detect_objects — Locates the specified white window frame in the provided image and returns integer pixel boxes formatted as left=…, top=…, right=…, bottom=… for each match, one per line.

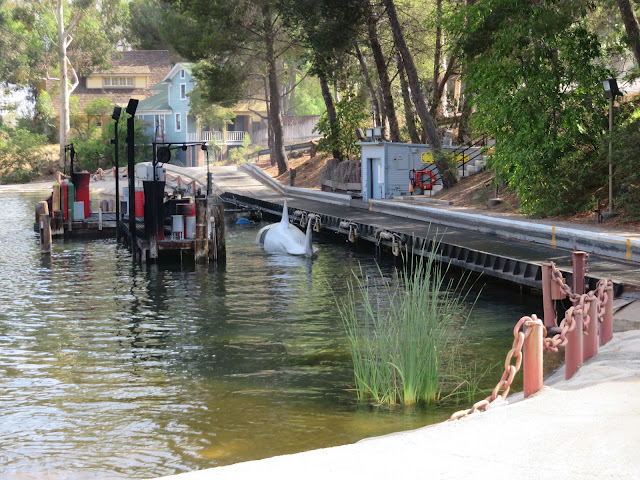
left=175, top=113, right=182, bottom=132
left=180, top=83, right=187, bottom=100
left=180, top=69, right=185, bottom=79
left=103, top=76, right=134, bottom=88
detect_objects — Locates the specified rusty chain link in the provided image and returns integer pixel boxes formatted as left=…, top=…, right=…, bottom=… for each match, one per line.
left=450, top=262, right=614, bottom=421
left=449, top=315, right=539, bottom=421
left=545, top=262, right=613, bottom=352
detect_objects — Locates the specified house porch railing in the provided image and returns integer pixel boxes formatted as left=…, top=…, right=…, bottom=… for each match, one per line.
left=187, top=130, right=247, bottom=145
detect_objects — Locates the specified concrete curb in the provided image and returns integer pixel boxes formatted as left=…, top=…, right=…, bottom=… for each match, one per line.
left=367, top=199, right=640, bottom=263
left=240, top=163, right=351, bottom=206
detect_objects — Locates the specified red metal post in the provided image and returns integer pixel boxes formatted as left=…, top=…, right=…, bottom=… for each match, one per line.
left=524, top=318, right=544, bottom=397
left=565, top=310, right=583, bottom=380
left=600, top=283, right=614, bottom=346
left=583, top=297, right=598, bottom=362
left=572, top=251, right=588, bottom=295
left=541, top=264, right=557, bottom=328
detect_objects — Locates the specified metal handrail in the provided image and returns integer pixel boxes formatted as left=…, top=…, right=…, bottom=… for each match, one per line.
left=452, top=134, right=488, bottom=177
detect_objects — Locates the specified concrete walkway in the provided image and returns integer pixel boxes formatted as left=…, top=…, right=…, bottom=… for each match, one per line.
left=150, top=330, right=640, bottom=480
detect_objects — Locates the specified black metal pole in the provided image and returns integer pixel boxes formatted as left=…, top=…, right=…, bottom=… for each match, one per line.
left=125, top=99, right=139, bottom=256
left=127, top=115, right=136, bottom=254
left=114, top=119, right=120, bottom=241
left=206, top=148, right=212, bottom=196
left=152, top=142, right=157, bottom=182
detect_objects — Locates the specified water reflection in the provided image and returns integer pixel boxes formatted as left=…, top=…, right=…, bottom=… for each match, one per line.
left=0, top=189, right=544, bottom=479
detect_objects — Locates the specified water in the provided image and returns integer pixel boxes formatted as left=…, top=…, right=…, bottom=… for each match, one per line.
left=0, top=187, right=545, bottom=479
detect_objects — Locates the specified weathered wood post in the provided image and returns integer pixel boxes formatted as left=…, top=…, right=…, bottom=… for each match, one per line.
left=51, top=210, right=64, bottom=236
left=37, top=201, right=52, bottom=255
left=208, top=196, right=226, bottom=262
left=194, top=197, right=208, bottom=263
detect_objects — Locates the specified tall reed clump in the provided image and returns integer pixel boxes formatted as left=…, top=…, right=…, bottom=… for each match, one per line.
left=337, top=246, right=474, bottom=406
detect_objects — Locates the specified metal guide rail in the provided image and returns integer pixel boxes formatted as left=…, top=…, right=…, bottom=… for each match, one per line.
left=221, top=192, right=623, bottom=295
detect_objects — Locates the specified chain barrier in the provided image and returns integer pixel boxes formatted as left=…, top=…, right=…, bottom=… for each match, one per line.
left=450, top=315, right=538, bottom=421
left=545, top=262, right=612, bottom=352
left=450, top=261, right=613, bottom=421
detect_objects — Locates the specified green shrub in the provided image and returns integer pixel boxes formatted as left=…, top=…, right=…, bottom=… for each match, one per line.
left=314, top=95, right=368, bottom=161
left=606, top=99, right=640, bottom=220
left=71, top=113, right=151, bottom=172
left=0, top=127, right=48, bottom=184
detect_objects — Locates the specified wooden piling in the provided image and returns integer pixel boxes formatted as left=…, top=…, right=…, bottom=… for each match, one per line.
left=195, top=197, right=208, bottom=263
left=51, top=210, right=64, bottom=236
left=208, top=197, right=226, bottom=262
left=36, top=201, right=52, bottom=255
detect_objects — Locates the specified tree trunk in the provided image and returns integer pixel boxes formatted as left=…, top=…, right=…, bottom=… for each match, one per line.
left=263, top=6, right=288, bottom=175
left=57, top=0, right=69, bottom=168
left=456, top=90, right=473, bottom=145
left=367, top=7, right=401, bottom=142
left=617, top=0, right=640, bottom=68
left=319, top=72, right=343, bottom=161
left=264, top=75, right=275, bottom=166
left=431, top=0, right=444, bottom=119
left=355, top=42, right=381, bottom=127
left=430, top=55, right=458, bottom=118
left=383, top=0, right=456, bottom=187
left=397, top=52, right=420, bottom=144
left=287, top=58, right=297, bottom=115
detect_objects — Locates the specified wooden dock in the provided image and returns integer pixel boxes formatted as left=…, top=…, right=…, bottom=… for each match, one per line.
left=36, top=191, right=226, bottom=264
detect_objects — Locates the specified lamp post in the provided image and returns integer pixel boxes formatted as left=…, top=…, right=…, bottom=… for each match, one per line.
left=111, top=106, right=122, bottom=241
left=125, top=99, right=138, bottom=254
left=602, top=78, right=622, bottom=215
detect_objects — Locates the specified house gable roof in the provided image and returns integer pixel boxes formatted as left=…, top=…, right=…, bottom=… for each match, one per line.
left=46, top=50, right=173, bottom=114
left=162, top=62, right=194, bottom=83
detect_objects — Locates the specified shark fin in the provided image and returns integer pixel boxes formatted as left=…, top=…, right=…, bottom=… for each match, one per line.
left=280, top=199, right=289, bottom=225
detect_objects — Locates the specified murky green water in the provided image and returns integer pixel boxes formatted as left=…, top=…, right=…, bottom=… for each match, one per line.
left=0, top=187, right=546, bottom=479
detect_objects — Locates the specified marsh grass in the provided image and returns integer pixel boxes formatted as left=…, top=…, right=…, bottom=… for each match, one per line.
left=337, top=246, right=478, bottom=406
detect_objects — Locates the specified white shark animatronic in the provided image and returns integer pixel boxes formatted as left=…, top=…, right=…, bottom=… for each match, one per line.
left=256, top=200, right=317, bottom=257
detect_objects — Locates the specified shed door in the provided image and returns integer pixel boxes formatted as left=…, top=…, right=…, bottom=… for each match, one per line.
left=370, top=158, right=383, bottom=199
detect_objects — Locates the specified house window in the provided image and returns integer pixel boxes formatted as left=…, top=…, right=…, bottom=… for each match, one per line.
left=180, top=69, right=185, bottom=79
left=103, top=76, right=134, bottom=88
left=175, top=113, right=182, bottom=132
left=180, top=83, right=186, bottom=100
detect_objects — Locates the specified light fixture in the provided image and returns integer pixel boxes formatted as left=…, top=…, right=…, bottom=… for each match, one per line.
left=111, top=106, right=122, bottom=120
left=373, top=126, right=382, bottom=138
left=126, top=98, right=138, bottom=116
left=365, top=128, right=373, bottom=140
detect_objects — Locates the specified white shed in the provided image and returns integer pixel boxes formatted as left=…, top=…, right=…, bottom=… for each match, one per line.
left=359, top=142, right=442, bottom=202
